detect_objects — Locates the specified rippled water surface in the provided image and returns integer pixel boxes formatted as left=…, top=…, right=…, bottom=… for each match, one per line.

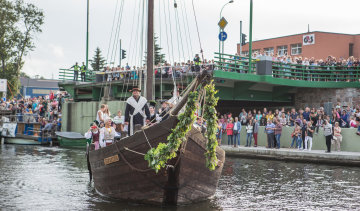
left=1, top=144, right=359, bottom=210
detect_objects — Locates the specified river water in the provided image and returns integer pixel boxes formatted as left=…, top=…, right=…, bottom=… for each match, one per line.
left=1, top=144, right=359, bottom=211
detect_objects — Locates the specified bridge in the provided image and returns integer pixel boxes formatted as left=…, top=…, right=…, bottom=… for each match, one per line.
left=58, top=53, right=360, bottom=111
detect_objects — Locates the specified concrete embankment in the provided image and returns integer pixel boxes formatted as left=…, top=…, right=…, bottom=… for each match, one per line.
left=222, top=145, right=360, bottom=166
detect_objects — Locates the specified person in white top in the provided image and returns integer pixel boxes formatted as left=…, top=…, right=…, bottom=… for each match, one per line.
left=245, top=119, right=253, bottom=147
left=96, top=104, right=106, bottom=125
left=99, top=118, right=115, bottom=148
left=103, top=105, right=111, bottom=121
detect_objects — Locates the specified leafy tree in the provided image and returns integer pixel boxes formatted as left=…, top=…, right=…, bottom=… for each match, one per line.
left=144, top=36, right=166, bottom=65
left=20, top=71, right=30, bottom=78
left=90, top=47, right=106, bottom=71
left=0, top=0, right=44, bottom=97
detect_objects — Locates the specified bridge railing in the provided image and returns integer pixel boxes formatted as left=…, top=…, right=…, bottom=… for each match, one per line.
left=59, top=69, right=95, bottom=82
left=214, top=52, right=257, bottom=73
left=272, top=62, right=360, bottom=82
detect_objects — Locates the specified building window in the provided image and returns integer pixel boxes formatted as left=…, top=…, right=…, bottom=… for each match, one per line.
left=291, top=43, right=302, bottom=55
left=277, top=45, right=288, bottom=56
left=349, top=43, right=354, bottom=57
left=264, top=47, right=274, bottom=56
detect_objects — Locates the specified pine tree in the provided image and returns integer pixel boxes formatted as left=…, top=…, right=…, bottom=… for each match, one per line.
left=144, top=36, right=166, bottom=65
left=90, top=47, right=106, bottom=71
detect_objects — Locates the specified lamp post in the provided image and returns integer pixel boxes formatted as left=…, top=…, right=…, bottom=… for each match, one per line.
left=219, top=0, right=234, bottom=65
left=248, top=0, right=253, bottom=73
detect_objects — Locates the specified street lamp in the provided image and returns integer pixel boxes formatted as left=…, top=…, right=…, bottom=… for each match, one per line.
left=219, top=0, right=234, bottom=65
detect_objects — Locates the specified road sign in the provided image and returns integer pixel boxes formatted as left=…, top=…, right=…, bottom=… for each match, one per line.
left=218, top=31, right=228, bottom=41
left=218, top=17, right=228, bottom=30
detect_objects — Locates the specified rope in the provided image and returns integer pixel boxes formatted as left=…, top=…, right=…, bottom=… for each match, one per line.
left=163, top=0, right=172, bottom=63
left=142, top=128, right=152, bottom=149
left=166, top=1, right=175, bottom=63
left=191, top=0, right=204, bottom=61
left=174, top=2, right=185, bottom=61
left=124, top=147, right=145, bottom=156
left=182, top=0, right=194, bottom=58
left=179, top=0, right=192, bottom=60
left=106, top=0, right=120, bottom=64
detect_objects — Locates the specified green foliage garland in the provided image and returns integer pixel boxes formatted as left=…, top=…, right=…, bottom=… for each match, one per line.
left=203, top=81, right=219, bottom=171
left=144, top=91, right=198, bottom=173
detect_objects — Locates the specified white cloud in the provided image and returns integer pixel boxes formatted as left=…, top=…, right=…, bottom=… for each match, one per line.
left=49, top=44, right=64, bottom=58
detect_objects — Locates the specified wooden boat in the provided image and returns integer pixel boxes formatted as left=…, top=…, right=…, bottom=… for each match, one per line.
left=2, top=122, right=52, bottom=145
left=56, top=132, right=88, bottom=148
left=88, top=72, right=225, bottom=205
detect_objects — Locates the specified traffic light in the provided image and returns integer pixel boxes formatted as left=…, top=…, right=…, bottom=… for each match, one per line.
left=121, top=49, right=126, bottom=59
left=241, top=33, right=247, bottom=46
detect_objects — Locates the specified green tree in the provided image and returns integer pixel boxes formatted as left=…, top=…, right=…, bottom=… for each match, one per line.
left=20, top=71, right=30, bottom=78
left=90, top=47, right=106, bottom=71
left=0, top=0, right=44, bottom=97
left=144, top=36, right=166, bottom=65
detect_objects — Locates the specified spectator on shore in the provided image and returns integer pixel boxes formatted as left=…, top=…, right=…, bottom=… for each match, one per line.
left=245, top=119, right=253, bottom=147
left=265, top=120, right=275, bottom=148
left=233, top=117, right=241, bottom=147
left=226, top=119, right=234, bottom=146
left=324, top=120, right=333, bottom=153
left=333, top=122, right=342, bottom=152
left=253, top=119, right=259, bottom=147
left=274, top=119, right=282, bottom=149
left=305, top=121, right=315, bottom=151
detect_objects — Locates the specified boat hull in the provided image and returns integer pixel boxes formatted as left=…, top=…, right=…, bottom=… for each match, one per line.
left=58, top=137, right=88, bottom=148
left=89, top=116, right=225, bottom=205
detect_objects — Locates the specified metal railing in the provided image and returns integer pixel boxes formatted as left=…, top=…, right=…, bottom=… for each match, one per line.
left=272, top=62, right=360, bottom=82
left=214, top=52, right=257, bottom=73
left=59, top=69, right=95, bottom=82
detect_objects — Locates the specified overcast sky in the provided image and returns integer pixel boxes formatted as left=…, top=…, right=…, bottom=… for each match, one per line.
left=22, top=0, right=360, bottom=79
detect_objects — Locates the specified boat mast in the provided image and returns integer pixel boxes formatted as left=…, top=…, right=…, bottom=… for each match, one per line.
left=86, top=0, right=89, bottom=74
left=146, top=0, right=154, bottom=100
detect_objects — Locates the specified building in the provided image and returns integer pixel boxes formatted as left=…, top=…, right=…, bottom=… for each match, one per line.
left=19, top=77, right=60, bottom=98
left=239, top=31, right=360, bottom=60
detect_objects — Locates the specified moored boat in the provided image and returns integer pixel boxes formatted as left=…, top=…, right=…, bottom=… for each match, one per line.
left=56, top=132, right=88, bottom=148
left=2, top=122, right=52, bottom=145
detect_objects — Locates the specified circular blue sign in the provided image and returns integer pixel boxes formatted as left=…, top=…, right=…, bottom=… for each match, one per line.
left=219, top=31, right=228, bottom=41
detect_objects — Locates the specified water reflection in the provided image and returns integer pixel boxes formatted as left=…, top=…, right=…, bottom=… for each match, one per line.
left=0, top=145, right=359, bottom=210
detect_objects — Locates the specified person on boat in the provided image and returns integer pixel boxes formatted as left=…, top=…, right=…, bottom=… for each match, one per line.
left=99, top=118, right=115, bottom=147
left=96, top=104, right=106, bottom=126
left=85, top=123, right=100, bottom=150
left=124, top=87, right=150, bottom=136
left=158, top=100, right=170, bottom=122
left=168, top=88, right=181, bottom=108
left=113, top=110, right=124, bottom=140
left=148, top=101, right=160, bottom=125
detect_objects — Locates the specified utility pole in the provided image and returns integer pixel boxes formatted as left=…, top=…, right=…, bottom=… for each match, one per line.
left=146, top=0, right=154, bottom=100
left=86, top=0, right=89, bottom=71
left=240, top=21, right=242, bottom=56
left=248, top=0, right=253, bottom=73
left=119, top=39, right=122, bottom=68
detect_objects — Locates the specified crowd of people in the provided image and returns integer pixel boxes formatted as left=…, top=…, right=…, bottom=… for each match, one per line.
left=100, top=54, right=216, bottom=82
left=222, top=51, right=360, bottom=82
left=217, top=105, right=360, bottom=153
left=0, top=92, right=66, bottom=134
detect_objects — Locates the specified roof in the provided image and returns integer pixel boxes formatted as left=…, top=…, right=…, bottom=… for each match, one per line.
left=20, top=77, right=61, bottom=89
left=239, top=31, right=360, bottom=46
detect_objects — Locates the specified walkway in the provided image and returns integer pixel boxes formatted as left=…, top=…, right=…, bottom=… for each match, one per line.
left=221, top=145, right=360, bottom=167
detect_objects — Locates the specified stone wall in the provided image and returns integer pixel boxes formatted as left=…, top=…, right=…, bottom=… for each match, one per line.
left=295, top=88, right=360, bottom=109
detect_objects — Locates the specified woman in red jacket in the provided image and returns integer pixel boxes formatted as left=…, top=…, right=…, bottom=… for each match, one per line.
left=226, top=119, right=234, bottom=146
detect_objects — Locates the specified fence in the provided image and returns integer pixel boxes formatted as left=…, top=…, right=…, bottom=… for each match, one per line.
left=59, top=69, right=95, bottom=82
left=272, top=62, right=360, bottom=82
left=214, top=52, right=257, bottom=73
